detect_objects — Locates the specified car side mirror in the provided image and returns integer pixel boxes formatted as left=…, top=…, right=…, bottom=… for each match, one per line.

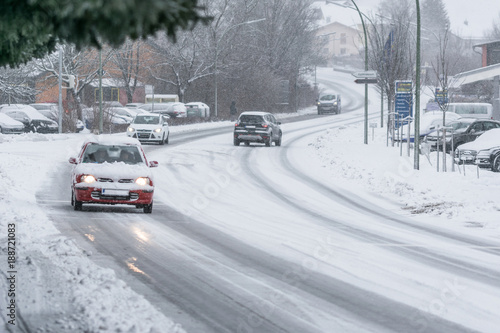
left=149, top=161, right=159, bottom=168
left=68, top=157, right=78, bottom=164
left=470, top=129, right=476, bottom=133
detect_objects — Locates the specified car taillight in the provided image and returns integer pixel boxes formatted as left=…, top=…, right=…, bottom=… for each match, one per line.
left=261, top=124, right=268, bottom=128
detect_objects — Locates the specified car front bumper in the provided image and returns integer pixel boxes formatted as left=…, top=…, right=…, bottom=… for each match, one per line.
left=74, top=186, right=154, bottom=205
left=128, top=130, right=164, bottom=142
left=317, top=104, right=339, bottom=113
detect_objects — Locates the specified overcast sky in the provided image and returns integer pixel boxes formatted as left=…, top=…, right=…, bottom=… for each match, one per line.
left=325, top=0, right=499, bottom=38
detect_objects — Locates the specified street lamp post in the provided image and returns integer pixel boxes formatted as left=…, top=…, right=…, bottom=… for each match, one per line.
left=326, top=0, right=369, bottom=144
left=214, top=18, right=266, bottom=118
left=414, top=0, right=421, bottom=170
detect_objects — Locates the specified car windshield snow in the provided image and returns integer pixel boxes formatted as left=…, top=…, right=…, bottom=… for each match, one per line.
left=82, top=144, right=143, bottom=164
left=133, top=115, right=161, bottom=125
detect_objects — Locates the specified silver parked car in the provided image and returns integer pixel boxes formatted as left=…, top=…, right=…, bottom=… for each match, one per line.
left=0, top=113, right=25, bottom=134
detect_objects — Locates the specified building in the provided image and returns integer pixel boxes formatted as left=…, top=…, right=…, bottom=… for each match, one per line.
left=315, top=22, right=363, bottom=67
left=454, top=40, right=500, bottom=120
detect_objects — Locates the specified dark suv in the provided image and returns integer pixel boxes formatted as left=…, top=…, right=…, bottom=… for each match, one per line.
left=317, top=93, right=341, bottom=115
left=234, top=111, right=282, bottom=146
left=424, top=118, right=500, bottom=152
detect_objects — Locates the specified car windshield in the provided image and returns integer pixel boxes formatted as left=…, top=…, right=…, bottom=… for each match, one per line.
left=450, top=121, right=474, bottom=131
left=82, top=144, right=143, bottom=164
left=239, top=115, right=264, bottom=124
left=319, top=94, right=336, bottom=101
left=133, top=115, right=160, bottom=125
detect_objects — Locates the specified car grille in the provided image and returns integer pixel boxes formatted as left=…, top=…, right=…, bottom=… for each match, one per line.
left=91, top=191, right=139, bottom=201
left=97, top=178, right=113, bottom=182
left=97, top=178, right=134, bottom=183
left=134, top=129, right=154, bottom=139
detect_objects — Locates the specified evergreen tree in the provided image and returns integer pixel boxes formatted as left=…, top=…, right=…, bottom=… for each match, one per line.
left=0, top=0, right=209, bottom=67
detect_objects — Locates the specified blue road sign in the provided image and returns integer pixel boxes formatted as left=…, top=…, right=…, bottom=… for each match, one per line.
left=395, top=80, right=413, bottom=125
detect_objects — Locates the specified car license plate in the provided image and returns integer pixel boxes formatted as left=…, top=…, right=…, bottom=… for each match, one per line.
left=102, top=189, right=129, bottom=196
left=245, top=125, right=256, bottom=129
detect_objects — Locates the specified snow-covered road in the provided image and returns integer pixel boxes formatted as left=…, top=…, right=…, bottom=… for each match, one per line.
left=1, top=68, right=499, bottom=332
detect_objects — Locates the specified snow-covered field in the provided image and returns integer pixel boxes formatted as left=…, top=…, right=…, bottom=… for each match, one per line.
left=1, top=103, right=499, bottom=331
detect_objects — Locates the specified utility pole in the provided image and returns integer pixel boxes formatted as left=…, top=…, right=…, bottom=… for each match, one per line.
left=414, top=0, right=421, bottom=170
left=99, top=49, right=103, bottom=134
left=58, top=45, right=63, bottom=134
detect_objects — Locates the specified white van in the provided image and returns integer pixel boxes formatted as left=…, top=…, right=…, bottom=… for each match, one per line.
left=446, top=103, right=493, bottom=120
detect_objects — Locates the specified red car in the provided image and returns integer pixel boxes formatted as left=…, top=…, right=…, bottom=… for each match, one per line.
left=69, top=136, right=158, bottom=213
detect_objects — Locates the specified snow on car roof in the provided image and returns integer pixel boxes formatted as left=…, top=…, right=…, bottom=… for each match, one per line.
left=239, top=111, right=269, bottom=116
left=1, top=104, right=52, bottom=121
left=457, top=128, right=500, bottom=151
left=83, top=135, right=142, bottom=147
left=0, top=113, right=24, bottom=126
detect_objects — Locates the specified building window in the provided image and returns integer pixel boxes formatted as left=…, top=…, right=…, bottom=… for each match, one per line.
left=95, top=87, right=119, bottom=103
left=340, top=48, right=346, bottom=55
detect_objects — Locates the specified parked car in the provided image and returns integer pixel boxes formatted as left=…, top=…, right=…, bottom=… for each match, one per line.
left=185, top=102, right=210, bottom=117
left=317, top=93, right=341, bottom=115
left=397, top=111, right=462, bottom=143
left=139, top=103, right=173, bottom=116
left=233, top=111, right=282, bottom=146
left=0, top=113, right=25, bottom=134
left=0, top=104, right=58, bottom=133
left=31, top=103, right=84, bottom=132
left=166, top=102, right=187, bottom=118
left=83, top=107, right=132, bottom=127
left=109, top=107, right=138, bottom=122
left=68, top=136, right=159, bottom=213
left=125, top=103, right=144, bottom=109
left=425, top=118, right=500, bottom=152
left=127, top=114, right=170, bottom=145
left=30, top=103, right=59, bottom=117
left=455, top=128, right=500, bottom=170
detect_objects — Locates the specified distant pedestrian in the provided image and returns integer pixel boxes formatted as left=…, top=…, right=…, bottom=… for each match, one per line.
left=230, top=101, right=237, bottom=121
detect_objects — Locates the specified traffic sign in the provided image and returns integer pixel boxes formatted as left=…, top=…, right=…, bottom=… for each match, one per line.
left=354, top=78, right=378, bottom=84
left=352, top=70, right=377, bottom=78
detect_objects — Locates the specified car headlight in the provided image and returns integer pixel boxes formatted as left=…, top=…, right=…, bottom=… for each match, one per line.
left=135, top=177, right=151, bottom=186
left=154, top=128, right=162, bottom=133
left=127, top=127, right=135, bottom=132
left=80, top=174, right=96, bottom=183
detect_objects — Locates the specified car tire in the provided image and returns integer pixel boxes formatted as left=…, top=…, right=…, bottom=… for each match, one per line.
left=159, top=134, right=165, bottom=145
left=275, top=132, right=282, bottom=146
left=144, top=202, right=153, bottom=214
left=492, top=154, right=500, bottom=172
left=234, top=138, right=240, bottom=146
left=265, top=135, right=272, bottom=147
left=72, top=190, right=83, bottom=211
left=245, top=142, right=250, bottom=146
left=165, top=134, right=169, bottom=144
